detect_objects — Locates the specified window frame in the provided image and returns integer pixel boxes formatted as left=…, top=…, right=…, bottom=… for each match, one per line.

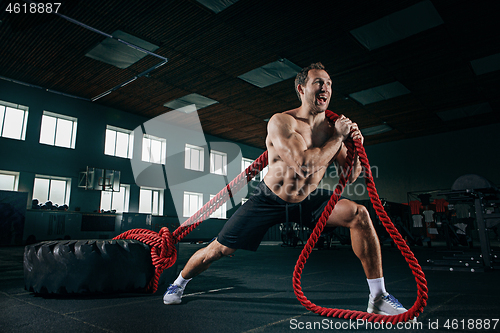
left=100, top=184, right=130, bottom=213
left=104, top=125, right=134, bottom=159
left=0, top=100, right=29, bottom=141
left=0, top=170, right=20, bottom=191
left=241, top=158, right=254, bottom=173
left=39, top=110, right=78, bottom=149
left=185, top=144, right=205, bottom=172
left=209, top=194, right=227, bottom=219
left=32, top=174, right=72, bottom=206
left=141, top=134, right=167, bottom=165
left=139, top=187, right=164, bottom=215
left=183, top=191, right=203, bottom=218
left=210, top=150, right=227, bottom=175
left=242, top=157, right=267, bottom=181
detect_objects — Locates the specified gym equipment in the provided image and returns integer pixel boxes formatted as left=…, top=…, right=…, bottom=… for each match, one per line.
left=280, top=222, right=303, bottom=248
left=291, top=111, right=426, bottom=324
left=425, top=174, right=500, bottom=272
left=452, top=175, right=500, bottom=268
left=23, top=110, right=427, bottom=323
left=116, top=110, right=427, bottom=323
left=24, top=239, right=177, bottom=294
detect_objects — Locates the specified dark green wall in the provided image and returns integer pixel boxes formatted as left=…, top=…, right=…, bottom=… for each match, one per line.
left=3, top=78, right=498, bottom=211
left=322, top=122, right=500, bottom=203
left=0, top=79, right=264, bottom=218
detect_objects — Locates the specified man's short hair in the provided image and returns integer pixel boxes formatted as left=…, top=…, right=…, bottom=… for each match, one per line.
left=294, top=62, right=327, bottom=101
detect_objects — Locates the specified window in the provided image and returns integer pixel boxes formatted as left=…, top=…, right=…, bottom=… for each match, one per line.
left=0, top=170, right=19, bottom=191
left=242, top=157, right=267, bottom=181
left=0, top=100, right=28, bottom=141
left=260, top=165, right=269, bottom=181
left=142, top=134, right=166, bottom=165
left=185, top=144, right=204, bottom=171
left=104, top=125, right=133, bottom=158
left=209, top=194, right=227, bottom=219
left=183, top=191, right=203, bottom=217
left=33, top=175, right=71, bottom=206
left=139, top=187, right=163, bottom=215
left=210, top=150, right=227, bottom=175
left=242, top=158, right=253, bottom=172
left=100, top=185, right=130, bottom=213
left=241, top=198, right=248, bottom=205
left=39, top=111, right=77, bottom=149
left=242, top=157, right=259, bottom=179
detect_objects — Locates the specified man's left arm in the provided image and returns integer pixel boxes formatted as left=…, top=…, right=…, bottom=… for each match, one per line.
left=334, top=122, right=364, bottom=184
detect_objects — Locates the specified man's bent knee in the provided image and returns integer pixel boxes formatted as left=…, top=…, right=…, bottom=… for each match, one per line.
left=351, top=204, right=372, bottom=230
left=202, top=240, right=235, bottom=264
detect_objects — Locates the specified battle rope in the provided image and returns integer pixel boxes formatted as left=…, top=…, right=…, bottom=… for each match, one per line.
left=114, top=110, right=427, bottom=323
left=292, top=110, right=427, bottom=323
left=114, top=151, right=268, bottom=294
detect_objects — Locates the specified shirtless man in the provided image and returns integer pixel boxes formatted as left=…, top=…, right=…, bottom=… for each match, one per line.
left=164, top=63, right=409, bottom=316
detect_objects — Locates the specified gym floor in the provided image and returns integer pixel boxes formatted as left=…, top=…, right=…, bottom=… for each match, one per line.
left=1, top=241, right=499, bottom=333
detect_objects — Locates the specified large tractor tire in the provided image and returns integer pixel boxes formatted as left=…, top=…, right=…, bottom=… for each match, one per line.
left=24, top=239, right=177, bottom=294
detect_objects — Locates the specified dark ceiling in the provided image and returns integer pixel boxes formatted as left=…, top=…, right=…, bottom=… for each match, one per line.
left=1, top=0, right=499, bottom=150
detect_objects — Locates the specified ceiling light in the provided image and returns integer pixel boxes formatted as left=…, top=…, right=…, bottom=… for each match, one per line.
left=350, top=0, right=444, bottom=50
left=196, top=0, right=240, bottom=13
left=238, top=59, right=302, bottom=88
left=86, top=30, right=159, bottom=69
left=348, top=81, right=410, bottom=105
left=361, top=124, right=393, bottom=136
left=173, top=105, right=198, bottom=114
left=164, top=93, right=218, bottom=111
left=470, top=53, right=500, bottom=75
left=436, top=102, right=492, bottom=121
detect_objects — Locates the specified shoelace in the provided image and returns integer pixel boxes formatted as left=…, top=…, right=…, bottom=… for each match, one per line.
left=382, top=294, right=404, bottom=309
left=166, top=284, right=181, bottom=294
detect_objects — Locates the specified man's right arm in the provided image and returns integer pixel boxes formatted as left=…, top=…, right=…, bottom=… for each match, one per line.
left=267, top=114, right=346, bottom=179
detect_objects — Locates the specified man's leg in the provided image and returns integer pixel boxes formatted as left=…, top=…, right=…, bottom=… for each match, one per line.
left=164, top=239, right=235, bottom=304
left=326, top=199, right=409, bottom=316
left=325, top=199, right=382, bottom=279
left=182, top=239, right=236, bottom=279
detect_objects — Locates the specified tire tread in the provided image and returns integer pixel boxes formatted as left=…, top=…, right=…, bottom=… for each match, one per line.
left=23, top=239, right=169, bottom=294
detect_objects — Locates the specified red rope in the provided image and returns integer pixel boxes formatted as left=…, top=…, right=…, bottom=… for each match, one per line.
left=113, top=151, right=268, bottom=293
left=114, top=227, right=177, bottom=293
left=114, top=110, right=428, bottom=323
left=291, top=110, right=427, bottom=323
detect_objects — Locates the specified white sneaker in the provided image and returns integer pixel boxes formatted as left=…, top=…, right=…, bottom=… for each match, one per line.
left=367, top=292, right=407, bottom=315
left=163, top=284, right=184, bottom=305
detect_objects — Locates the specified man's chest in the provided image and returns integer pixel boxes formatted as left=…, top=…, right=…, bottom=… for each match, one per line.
left=295, top=121, right=334, bottom=148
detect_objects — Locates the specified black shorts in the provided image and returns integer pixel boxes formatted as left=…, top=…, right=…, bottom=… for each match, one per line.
left=217, top=181, right=345, bottom=251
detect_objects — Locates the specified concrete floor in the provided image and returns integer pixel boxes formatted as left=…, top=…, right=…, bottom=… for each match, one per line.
left=1, top=241, right=499, bottom=332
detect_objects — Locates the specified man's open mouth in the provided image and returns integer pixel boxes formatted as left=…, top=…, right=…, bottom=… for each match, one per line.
left=317, top=95, right=328, bottom=104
